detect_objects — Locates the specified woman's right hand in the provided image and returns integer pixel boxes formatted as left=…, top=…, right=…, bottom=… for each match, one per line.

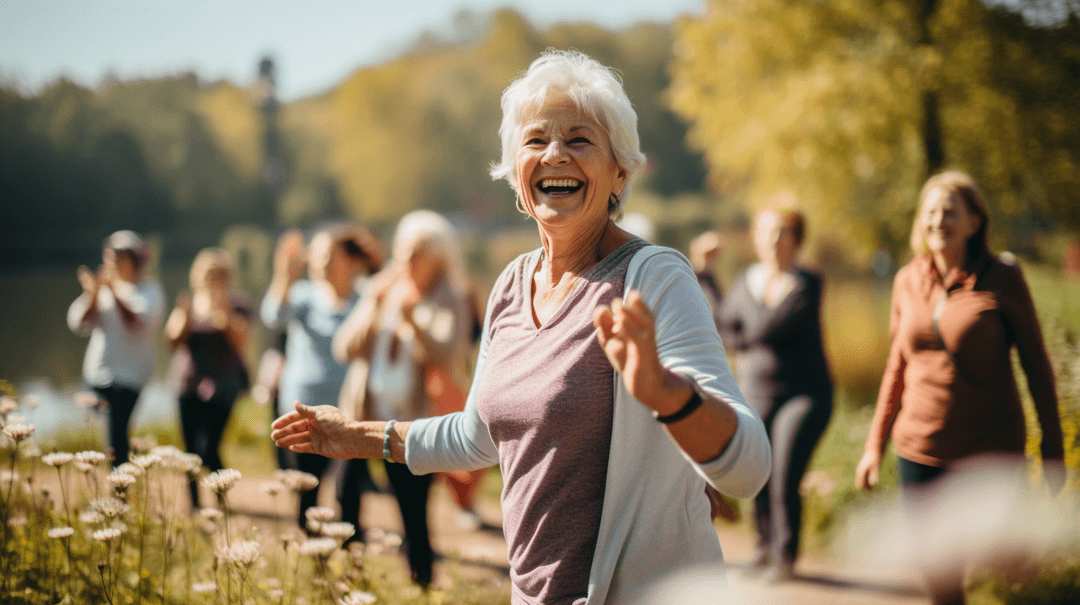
left=855, top=449, right=882, bottom=492
left=271, top=402, right=364, bottom=460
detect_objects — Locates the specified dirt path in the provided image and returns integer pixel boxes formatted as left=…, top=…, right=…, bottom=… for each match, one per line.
left=218, top=475, right=930, bottom=604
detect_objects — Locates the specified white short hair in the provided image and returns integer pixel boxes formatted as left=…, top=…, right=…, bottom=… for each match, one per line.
left=392, top=210, right=468, bottom=293
left=489, top=49, right=647, bottom=215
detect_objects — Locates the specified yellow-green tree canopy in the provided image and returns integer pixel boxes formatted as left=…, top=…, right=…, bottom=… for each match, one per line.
left=669, top=0, right=1080, bottom=262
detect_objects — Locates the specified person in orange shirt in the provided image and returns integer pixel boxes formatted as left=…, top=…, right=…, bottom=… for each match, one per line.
left=855, top=171, right=1064, bottom=605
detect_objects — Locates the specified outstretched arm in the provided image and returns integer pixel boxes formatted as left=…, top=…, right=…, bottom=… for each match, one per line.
left=271, top=402, right=410, bottom=463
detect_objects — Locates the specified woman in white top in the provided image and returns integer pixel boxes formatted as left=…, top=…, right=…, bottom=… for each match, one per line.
left=67, top=230, right=166, bottom=467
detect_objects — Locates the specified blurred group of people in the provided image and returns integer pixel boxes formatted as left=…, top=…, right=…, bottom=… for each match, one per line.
left=67, top=210, right=483, bottom=588
left=689, top=171, right=1063, bottom=605
left=65, top=49, right=1065, bottom=605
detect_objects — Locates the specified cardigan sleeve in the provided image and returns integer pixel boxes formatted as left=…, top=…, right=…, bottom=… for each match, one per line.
left=998, top=261, right=1063, bottom=462
left=865, top=267, right=908, bottom=456
left=629, top=249, right=771, bottom=498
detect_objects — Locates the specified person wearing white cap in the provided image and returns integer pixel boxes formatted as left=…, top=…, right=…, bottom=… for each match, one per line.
left=67, top=230, right=166, bottom=466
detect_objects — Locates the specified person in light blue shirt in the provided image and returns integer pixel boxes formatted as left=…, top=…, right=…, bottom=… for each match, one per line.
left=260, top=224, right=384, bottom=529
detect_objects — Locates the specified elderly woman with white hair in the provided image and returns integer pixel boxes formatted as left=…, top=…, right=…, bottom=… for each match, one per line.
left=274, top=50, right=770, bottom=603
left=332, top=209, right=472, bottom=586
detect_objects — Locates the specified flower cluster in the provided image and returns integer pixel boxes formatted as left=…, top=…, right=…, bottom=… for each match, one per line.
left=216, top=539, right=262, bottom=567
left=3, top=421, right=35, bottom=442
left=298, top=537, right=338, bottom=558
left=201, top=468, right=241, bottom=494
left=273, top=469, right=319, bottom=492
left=47, top=526, right=75, bottom=539
left=42, top=451, right=74, bottom=466
left=93, top=528, right=122, bottom=542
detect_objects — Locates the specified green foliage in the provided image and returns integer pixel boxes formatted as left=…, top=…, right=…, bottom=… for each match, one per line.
left=669, top=0, right=1080, bottom=263
left=1, top=10, right=709, bottom=268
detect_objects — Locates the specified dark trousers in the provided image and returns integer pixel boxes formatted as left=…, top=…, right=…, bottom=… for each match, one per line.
left=296, top=452, right=333, bottom=528
left=339, top=458, right=370, bottom=540
left=386, top=462, right=434, bottom=587
left=898, top=456, right=965, bottom=605
left=752, top=392, right=832, bottom=565
left=179, top=392, right=234, bottom=508
left=93, top=385, right=140, bottom=467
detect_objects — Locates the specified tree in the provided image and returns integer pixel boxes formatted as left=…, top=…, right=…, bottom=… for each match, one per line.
left=669, top=0, right=1080, bottom=263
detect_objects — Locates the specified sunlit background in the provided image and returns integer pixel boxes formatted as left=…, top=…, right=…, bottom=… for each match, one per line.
left=1, top=1, right=1079, bottom=600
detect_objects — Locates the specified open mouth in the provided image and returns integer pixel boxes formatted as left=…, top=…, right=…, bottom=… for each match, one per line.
left=538, top=178, right=584, bottom=195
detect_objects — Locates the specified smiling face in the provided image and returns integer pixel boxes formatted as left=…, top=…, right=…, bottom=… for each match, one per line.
left=919, top=187, right=982, bottom=258
left=514, top=93, right=627, bottom=229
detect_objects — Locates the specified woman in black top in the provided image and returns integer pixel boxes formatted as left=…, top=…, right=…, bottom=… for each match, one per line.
left=166, top=248, right=251, bottom=509
left=718, top=206, right=833, bottom=582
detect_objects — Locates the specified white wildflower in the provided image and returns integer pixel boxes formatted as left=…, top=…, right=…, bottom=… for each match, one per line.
left=130, top=454, right=161, bottom=470
left=75, top=451, right=107, bottom=465
left=89, top=497, right=130, bottom=518
left=150, top=444, right=182, bottom=458
left=181, top=453, right=203, bottom=474
left=321, top=522, right=356, bottom=541
left=108, top=471, right=137, bottom=489
left=269, top=588, right=285, bottom=599
left=93, top=528, right=122, bottom=542
left=79, top=511, right=105, bottom=524
left=199, top=508, right=224, bottom=522
left=298, top=537, right=338, bottom=558
left=0, top=396, right=17, bottom=414
left=48, top=526, right=75, bottom=539
left=201, top=468, right=241, bottom=494
left=22, top=394, right=39, bottom=409
left=306, top=519, right=323, bottom=534
left=115, top=462, right=142, bottom=476
left=341, top=591, right=378, bottom=605
left=8, top=515, right=28, bottom=526
left=216, top=539, right=262, bottom=566
left=198, top=520, right=217, bottom=535
left=266, top=577, right=282, bottom=588
left=1, top=470, right=18, bottom=484
left=273, top=469, right=319, bottom=492
left=305, top=506, right=336, bottom=522
left=75, top=462, right=95, bottom=474
left=191, top=581, right=218, bottom=594
left=3, top=422, right=35, bottom=442
left=74, top=391, right=101, bottom=408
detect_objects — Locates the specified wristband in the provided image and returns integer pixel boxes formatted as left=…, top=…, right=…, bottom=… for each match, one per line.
left=653, top=389, right=704, bottom=424
left=383, top=419, right=397, bottom=464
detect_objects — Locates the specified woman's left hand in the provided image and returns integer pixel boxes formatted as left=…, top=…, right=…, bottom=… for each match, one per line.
left=594, top=289, right=671, bottom=410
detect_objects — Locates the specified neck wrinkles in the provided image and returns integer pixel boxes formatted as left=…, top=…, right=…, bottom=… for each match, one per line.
left=537, top=218, right=613, bottom=285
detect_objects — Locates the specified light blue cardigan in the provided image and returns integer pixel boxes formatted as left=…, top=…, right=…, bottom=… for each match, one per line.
left=406, top=245, right=771, bottom=604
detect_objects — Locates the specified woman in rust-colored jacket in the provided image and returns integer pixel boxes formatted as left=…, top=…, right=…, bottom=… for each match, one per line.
left=855, top=171, right=1064, bottom=605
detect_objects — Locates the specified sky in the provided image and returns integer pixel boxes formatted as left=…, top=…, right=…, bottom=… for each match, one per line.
left=0, top=0, right=705, bottom=102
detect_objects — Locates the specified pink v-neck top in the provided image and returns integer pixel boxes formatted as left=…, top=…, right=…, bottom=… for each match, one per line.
left=475, top=239, right=648, bottom=605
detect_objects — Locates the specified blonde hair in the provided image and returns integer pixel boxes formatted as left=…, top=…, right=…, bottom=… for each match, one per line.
left=189, top=248, right=233, bottom=290
left=489, top=49, right=646, bottom=216
left=909, top=171, right=990, bottom=260
left=392, top=210, right=467, bottom=294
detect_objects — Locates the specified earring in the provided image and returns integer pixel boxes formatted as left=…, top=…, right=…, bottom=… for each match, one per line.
left=608, top=191, right=621, bottom=214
